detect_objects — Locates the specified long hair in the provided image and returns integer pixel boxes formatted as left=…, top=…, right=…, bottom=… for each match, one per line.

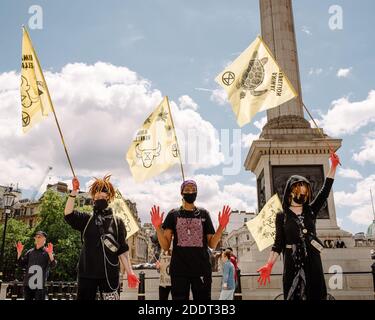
left=88, top=174, right=116, bottom=202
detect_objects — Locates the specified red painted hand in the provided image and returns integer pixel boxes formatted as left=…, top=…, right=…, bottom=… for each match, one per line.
left=16, top=241, right=24, bottom=254
left=150, top=205, right=164, bottom=229
left=218, top=205, right=231, bottom=229
left=127, top=273, right=140, bottom=288
left=72, top=176, right=80, bottom=192
left=329, top=149, right=341, bottom=168
left=45, top=242, right=53, bottom=255
left=257, top=262, right=273, bottom=286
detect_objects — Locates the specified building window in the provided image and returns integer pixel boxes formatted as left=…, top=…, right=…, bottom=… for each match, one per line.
left=246, top=235, right=250, bottom=241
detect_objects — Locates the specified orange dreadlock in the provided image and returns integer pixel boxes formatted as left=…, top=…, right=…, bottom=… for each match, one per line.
left=89, top=174, right=116, bottom=202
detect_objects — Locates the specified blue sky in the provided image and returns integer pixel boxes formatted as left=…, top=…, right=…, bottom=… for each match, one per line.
left=0, top=0, right=375, bottom=234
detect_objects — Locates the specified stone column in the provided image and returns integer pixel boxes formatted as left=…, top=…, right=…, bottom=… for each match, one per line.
left=260, top=0, right=309, bottom=129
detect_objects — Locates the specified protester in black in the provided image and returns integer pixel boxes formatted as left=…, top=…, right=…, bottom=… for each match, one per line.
left=64, top=175, right=139, bottom=300
left=16, top=231, right=56, bottom=300
left=150, top=179, right=231, bottom=300
left=257, top=150, right=340, bottom=300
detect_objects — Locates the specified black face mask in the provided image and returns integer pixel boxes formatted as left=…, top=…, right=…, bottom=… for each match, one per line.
left=292, top=193, right=307, bottom=205
left=182, top=193, right=197, bottom=204
left=94, top=199, right=109, bottom=211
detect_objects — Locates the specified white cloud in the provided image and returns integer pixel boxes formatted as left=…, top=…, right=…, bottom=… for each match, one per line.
left=241, top=133, right=259, bottom=148
left=178, top=95, right=198, bottom=111
left=348, top=205, right=374, bottom=226
left=337, top=68, right=352, bottom=78
left=308, top=68, right=323, bottom=76
left=210, top=88, right=228, bottom=106
left=337, top=168, right=363, bottom=180
left=318, top=90, right=375, bottom=136
left=0, top=62, right=224, bottom=190
left=302, top=26, right=312, bottom=35
left=334, top=175, right=375, bottom=225
left=254, top=116, right=267, bottom=131
left=353, top=131, right=375, bottom=165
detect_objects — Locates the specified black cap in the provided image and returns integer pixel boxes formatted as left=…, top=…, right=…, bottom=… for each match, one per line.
left=35, top=231, right=47, bottom=238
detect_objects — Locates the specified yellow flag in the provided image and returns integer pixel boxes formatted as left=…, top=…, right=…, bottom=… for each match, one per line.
left=109, top=189, right=140, bottom=240
left=21, top=26, right=53, bottom=133
left=246, top=193, right=282, bottom=252
left=215, top=36, right=298, bottom=127
left=126, top=96, right=181, bottom=182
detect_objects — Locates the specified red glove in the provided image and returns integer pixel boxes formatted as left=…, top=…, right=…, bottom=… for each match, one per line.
left=16, top=241, right=24, bottom=254
left=329, top=148, right=341, bottom=168
left=257, top=262, right=273, bottom=286
left=150, top=205, right=164, bottom=229
left=218, top=205, right=231, bottom=229
left=127, top=273, right=140, bottom=288
left=72, top=176, right=80, bottom=192
left=45, top=243, right=53, bottom=255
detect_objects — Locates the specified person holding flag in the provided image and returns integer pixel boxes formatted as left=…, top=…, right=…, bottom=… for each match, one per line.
left=257, top=150, right=341, bottom=300
left=64, top=175, right=139, bottom=300
left=150, top=180, right=231, bottom=300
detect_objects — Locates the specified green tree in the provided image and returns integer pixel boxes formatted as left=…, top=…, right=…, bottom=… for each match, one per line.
left=0, top=218, right=33, bottom=281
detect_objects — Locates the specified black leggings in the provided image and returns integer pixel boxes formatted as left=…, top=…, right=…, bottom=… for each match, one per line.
left=77, top=277, right=119, bottom=300
left=159, top=285, right=172, bottom=300
left=170, top=275, right=212, bottom=300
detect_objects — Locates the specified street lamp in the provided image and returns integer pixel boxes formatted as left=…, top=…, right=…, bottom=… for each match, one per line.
left=0, top=188, right=16, bottom=283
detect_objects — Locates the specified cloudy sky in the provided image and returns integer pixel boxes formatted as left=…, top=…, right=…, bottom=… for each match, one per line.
left=0, top=0, right=374, bottom=234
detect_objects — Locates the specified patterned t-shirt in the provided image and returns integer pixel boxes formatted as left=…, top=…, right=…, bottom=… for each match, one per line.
left=162, top=207, right=215, bottom=277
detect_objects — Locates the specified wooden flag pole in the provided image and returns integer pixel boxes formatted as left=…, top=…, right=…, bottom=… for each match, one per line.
left=23, top=26, right=76, bottom=177
left=165, top=96, right=185, bottom=182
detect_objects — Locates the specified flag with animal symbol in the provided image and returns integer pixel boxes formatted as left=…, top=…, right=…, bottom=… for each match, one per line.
left=215, top=36, right=297, bottom=127
left=109, top=189, right=140, bottom=239
left=20, top=26, right=53, bottom=133
left=126, top=96, right=181, bottom=182
left=246, top=193, right=282, bottom=252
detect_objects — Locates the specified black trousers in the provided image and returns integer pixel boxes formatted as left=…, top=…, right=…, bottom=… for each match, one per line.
left=170, top=274, right=212, bottom=300
left=159, top=285, right=172, bottom=300
left=24, top=287, right=46, bottom=300
left=77, top=277, right=119, bottom=300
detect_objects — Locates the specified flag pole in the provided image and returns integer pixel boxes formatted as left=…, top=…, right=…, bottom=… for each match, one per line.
left=165, top=96, right=185, bottom=182
left=302, top=102, right=341, bottom=165
left=23, top=26, right=76, bottom=177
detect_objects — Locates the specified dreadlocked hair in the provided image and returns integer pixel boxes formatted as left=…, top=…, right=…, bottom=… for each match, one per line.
left=89, top=174, right=116, bottom=202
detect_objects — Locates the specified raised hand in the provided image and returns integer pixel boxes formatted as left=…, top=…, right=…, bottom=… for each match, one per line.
left=16, top=241, right=24, bottom=255
left=329, top=148, right=341, bottom=168
left=257, top=262, right=273, bottom=286
left=150, top=205, right=164, bottom=229
left=218, top=205, right=231, bottom=229
left=45, top=242, right=54, bottom=255
left=72, top=176, right=80, bottom=192
left=127, top=272, right=140, bottom=288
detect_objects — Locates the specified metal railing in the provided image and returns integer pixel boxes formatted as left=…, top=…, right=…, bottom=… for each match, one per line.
left=1, top=267, right=374, bottom=300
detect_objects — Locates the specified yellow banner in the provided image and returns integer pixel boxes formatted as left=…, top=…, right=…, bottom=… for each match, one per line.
left=246, top=193, right=282, bottom=252
left=21, top=27, right=52, bottom=133
left=109, top=189, right=140, bottom=239
left=126, top=96, right=180, bottom=182
left=215, top=36, right=297, bottom=127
